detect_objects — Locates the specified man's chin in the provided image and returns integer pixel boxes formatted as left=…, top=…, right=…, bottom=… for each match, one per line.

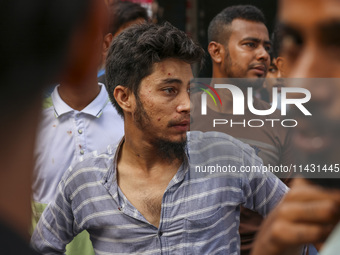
left=177, top=133, right=188, bottom=143
left=165, top=131, right=188, bottom=143
left=234, top=77, right=265, bottom=90
left=292, top=138, right=340, bottom=189
left=152, top=137, right=187, bottom=162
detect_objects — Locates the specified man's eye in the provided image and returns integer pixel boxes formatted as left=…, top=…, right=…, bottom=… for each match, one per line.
left=163, top=88, right=176, bottom=94
left=265, top=45, right=272, bottom=53
left=269, top=68, right=277, bottom=73
left=244, top=42, right=256, bottom=47
left=281, top=35, right=302, bottom=61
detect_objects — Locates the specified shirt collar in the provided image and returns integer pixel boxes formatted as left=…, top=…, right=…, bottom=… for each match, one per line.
left=52, top=83, right=110, bottom=118
left=106, top=137, right=189, bottom=192
left=51, top=86, right=73, bottom=117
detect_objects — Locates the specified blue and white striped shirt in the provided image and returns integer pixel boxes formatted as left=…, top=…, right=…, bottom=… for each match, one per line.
left=31, top=131, right=287, bottom=255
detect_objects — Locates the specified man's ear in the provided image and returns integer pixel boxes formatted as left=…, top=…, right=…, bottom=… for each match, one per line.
left=102, top=33, right=113, bottom=58
left=276, top=57, right=286, bottom=77
left=114, top=85, right=134, bottom=114
left=103, top=33, right=113, bottom=53
left=208, top=41, right=224, bottom=64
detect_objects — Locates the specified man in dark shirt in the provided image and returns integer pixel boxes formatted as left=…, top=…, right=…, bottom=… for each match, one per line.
left=190, top=5, right=293, bottom=254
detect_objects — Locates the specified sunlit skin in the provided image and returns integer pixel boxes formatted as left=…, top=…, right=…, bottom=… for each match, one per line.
left=58, top=0, right=111, bottom=111
left=208, top=19, right=271, bottom=114
left=264, top=59, right=285, bottom=103
left=250, top=1, right=340, bottom=254
left=130, top=58, right=192, bottom=145
left=115, top=58, right=193, bottom=161
left=266, top=61, right=279, bottom=79
left=265, top=61, right=280, bottom=103
left=280, top=0, right=340, bottom=159
left=113, top=59, right=193, bottom=227
left=210, top=19, right=271, bottom=80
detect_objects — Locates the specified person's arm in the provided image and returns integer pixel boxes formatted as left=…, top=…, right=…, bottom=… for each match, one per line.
left=30, top=177, right=78, bottom=254
left=251, top=178, right=340, bottom=255
left=241, top=144, right=289, bottom=217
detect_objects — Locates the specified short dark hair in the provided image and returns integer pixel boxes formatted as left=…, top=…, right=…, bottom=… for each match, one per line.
left=271, top=23, right=284, bottom=59
left=108, top=1, right=149, bottom=36
left=105, top=22, right=205, bottom=117
left=208, top=5, right=266, bottom=44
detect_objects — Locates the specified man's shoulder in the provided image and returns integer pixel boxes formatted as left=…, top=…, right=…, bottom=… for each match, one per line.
left=61, top=144, right=118, bottom=189
left=42, top=95, right=53, bottom=110
left=38, top=96, right=56, bottom=127
left=189, top=130, right=251, bottom=147
left=188, top=131, right=256, bottom=161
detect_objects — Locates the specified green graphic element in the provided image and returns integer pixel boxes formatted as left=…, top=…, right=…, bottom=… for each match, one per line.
left=200, top=88, right=217, bottom=106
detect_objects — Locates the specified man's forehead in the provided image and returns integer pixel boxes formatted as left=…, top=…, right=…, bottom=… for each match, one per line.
left=230, top=19, right=269, bottom=40
left=153, top=59, right=192, bottom=74
left=279, top=0, right=340, bottom=27
left=144, top=59, right=194, bottom=84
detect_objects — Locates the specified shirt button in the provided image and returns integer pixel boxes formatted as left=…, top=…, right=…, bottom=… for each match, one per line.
left=80, top=149, right=84, bottom=155
left=78, top=129, right=83, bottom=134
left=158, top=231, right=163, bottom=237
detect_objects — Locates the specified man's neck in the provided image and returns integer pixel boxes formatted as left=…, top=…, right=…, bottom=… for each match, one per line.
left=117, top=126, right=183, bottom=228
left=58, top=76, right=101, bottom=111
left=120, top=134, right=183, bottom=176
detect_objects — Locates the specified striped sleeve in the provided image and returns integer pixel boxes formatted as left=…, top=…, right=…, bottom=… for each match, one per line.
left=31, top=170, right=77, bottom=254
left=241, top=143, right=288, bottom=216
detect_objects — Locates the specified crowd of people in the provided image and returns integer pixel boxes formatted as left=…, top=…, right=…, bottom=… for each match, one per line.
left=1, top=0, right=340, bottom=254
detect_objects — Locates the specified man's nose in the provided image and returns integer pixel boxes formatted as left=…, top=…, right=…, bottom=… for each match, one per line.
left=256, top=45, right=270, bottom=63
left=289, top=43, right=323, bottom=78
left=177, top=90, right=190, bottom=113
left=288, top=43, right=334, bottom=104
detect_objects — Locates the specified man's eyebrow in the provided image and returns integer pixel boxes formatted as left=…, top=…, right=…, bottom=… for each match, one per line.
left=281, top=21, right=340, bottom=46
left=242, top=37, right=272, bottom=45
left=318, top=21, right=340, bottom=45
left=280, top=23, right=303, bottom=44
left=160, top=78, right=183, bottom=85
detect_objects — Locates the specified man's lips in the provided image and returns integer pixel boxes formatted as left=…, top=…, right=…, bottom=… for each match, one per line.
left=169, top=120, right=190, bottom=131
left=250, top=65, right=267, bottom=76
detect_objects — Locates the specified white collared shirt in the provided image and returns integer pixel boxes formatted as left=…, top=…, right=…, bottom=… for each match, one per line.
left=33, top=84, right=124, bottom=204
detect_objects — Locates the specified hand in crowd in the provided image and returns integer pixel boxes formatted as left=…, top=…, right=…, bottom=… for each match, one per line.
left=251, top=178, right=340, bottom=255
